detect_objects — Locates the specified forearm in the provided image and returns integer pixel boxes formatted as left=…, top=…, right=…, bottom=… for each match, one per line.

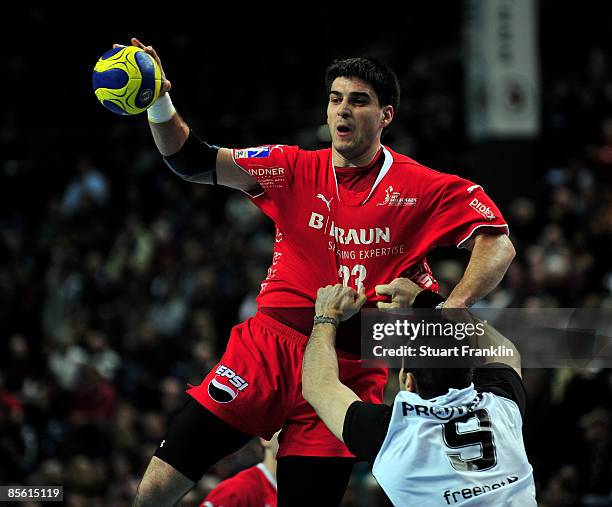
left=302, top=320, right=361, bottom=441
left=302, top=323, right=339, bottom=405
left=446, top=234, right=515, bottom=308
left=148, top=112, right=190, bottom=156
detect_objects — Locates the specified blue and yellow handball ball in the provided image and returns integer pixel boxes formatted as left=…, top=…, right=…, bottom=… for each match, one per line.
left=92, top=46, right=162, bottom=115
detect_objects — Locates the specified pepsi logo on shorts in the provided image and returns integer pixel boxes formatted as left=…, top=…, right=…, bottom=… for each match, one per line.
left=207, top=365, right=250, bottom=403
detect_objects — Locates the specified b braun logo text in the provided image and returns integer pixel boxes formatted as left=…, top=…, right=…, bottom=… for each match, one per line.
left=308, top=212, right=391, bottom=245
left=469, top=198, right=496, bottom=220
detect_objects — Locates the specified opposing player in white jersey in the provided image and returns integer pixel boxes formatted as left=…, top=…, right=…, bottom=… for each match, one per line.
left=303, top=280, right=537, bottom=506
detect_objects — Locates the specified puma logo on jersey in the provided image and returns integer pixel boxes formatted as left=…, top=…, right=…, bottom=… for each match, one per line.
left=316, top=193, right=333, bottom=211
left=467, top=184, right=483, bottom=193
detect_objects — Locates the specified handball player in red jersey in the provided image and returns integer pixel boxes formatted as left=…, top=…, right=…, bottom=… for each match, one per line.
left=123, top=38, right=516, bottom=507
left=200, top=434, right=278, bottom=507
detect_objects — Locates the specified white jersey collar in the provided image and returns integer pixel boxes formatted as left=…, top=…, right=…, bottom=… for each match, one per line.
left=331, top=145, right=394, bottom=205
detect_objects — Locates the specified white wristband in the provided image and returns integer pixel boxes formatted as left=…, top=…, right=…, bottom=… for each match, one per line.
left=147, top=93, right=176, bottom=123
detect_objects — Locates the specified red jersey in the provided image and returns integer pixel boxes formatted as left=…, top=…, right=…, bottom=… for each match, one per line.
left=201, top=463, right=277, bottom=507
left=232, top=145, right=508, bottom=308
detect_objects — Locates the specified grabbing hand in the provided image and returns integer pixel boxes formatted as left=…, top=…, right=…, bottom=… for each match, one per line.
left=315, top=284, right=367, bottom=322
left=113, top=38, right=172, bottom=94
left=375, top=277, right=423, bottom=309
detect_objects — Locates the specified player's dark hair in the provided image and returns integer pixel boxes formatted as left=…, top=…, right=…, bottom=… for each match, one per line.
left=408, top=368, right=474, bottom=400
left=325, top=57, right=401, bottom=133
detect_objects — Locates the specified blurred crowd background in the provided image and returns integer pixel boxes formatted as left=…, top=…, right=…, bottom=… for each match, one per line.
left=2, top=3, right=612, bottom=506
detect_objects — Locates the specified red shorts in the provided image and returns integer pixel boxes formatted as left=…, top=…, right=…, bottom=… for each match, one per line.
left=187, top=312, right=387, bottom=458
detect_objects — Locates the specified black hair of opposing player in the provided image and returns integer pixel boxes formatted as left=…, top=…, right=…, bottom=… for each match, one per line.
left=325, top=57, right=401, bottom=115
left=407, top=367, right=474, bottom=400
left=406, top=290, right=473, bottom=400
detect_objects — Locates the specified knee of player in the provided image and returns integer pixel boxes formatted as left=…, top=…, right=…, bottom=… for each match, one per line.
left=134, top=457, right=193, bottom=506
left=133, top=481, right=160, bottom=507
left=134, top=480, right=176, bottom=507
left=134, top=476, right=167, bottom=506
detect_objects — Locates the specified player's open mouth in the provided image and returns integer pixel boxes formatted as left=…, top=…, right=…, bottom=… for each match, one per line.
left=336, top=125, right=352, bottom=136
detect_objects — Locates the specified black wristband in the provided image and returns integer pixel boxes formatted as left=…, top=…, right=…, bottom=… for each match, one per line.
left=413, top=290, right=446, bottom=308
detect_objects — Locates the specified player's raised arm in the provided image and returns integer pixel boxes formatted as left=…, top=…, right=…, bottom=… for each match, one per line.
left=125, top=38, right=260, bottom=193
left=302, top=285, right=366, bottom=441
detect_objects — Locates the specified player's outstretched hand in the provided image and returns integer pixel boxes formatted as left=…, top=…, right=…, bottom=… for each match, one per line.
left=375, top=277, right=422, bottom=309
left=315, top=284, right=367, bottom=322
left=112, top=38, right=172, bottom=94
